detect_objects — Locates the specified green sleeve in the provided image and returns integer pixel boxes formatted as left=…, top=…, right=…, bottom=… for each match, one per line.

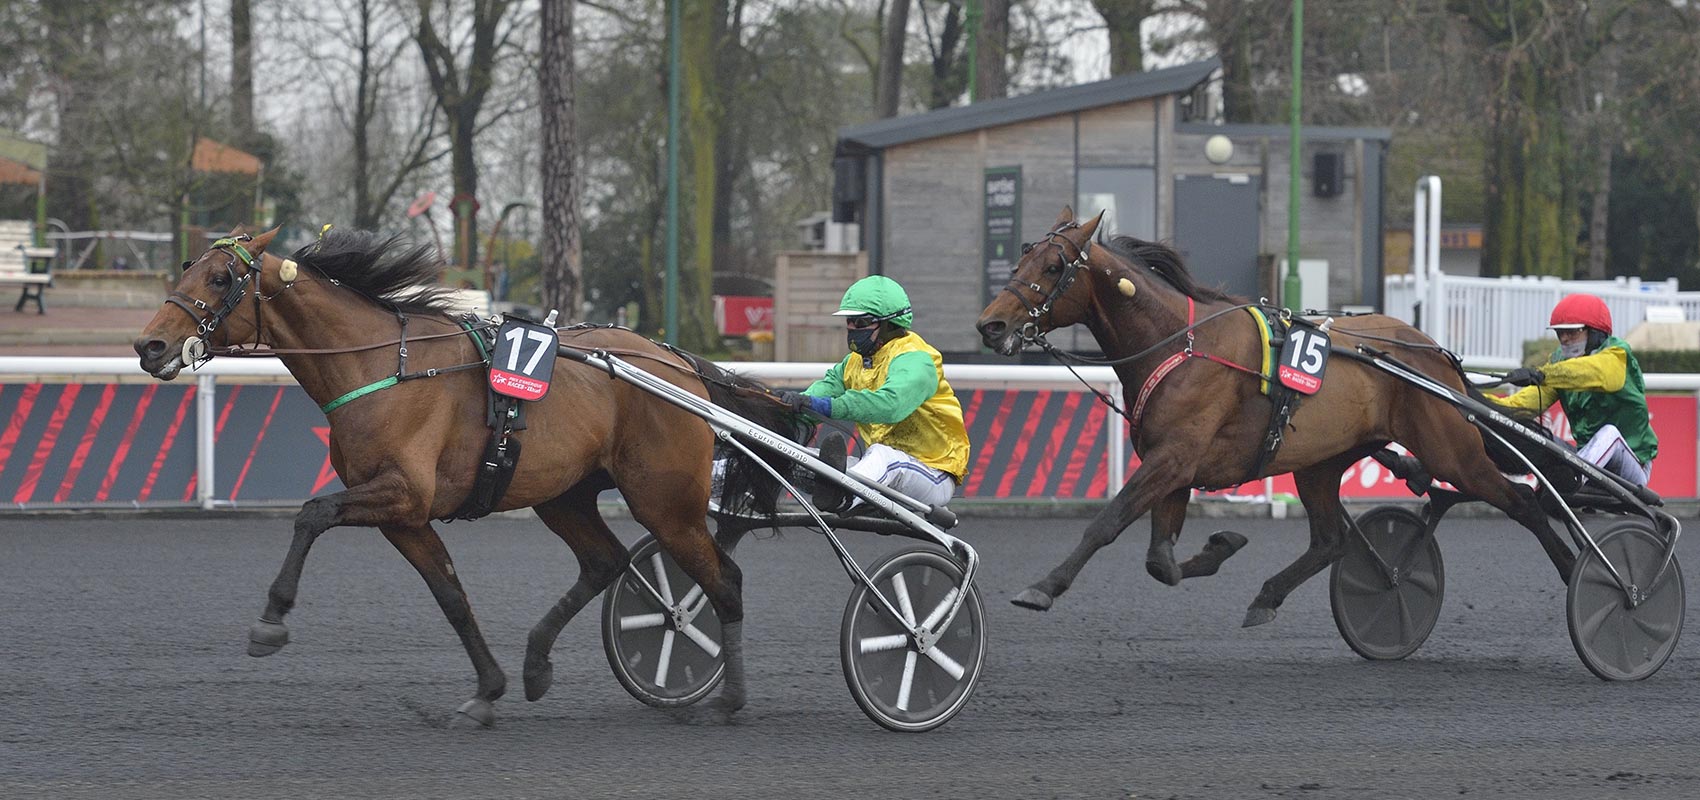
left=803, top=357, right=848, bottom=398
left=824, top=351, right=937, bottom=424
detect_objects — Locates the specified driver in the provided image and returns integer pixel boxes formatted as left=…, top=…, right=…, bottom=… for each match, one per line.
left=1489, top=293, right=1657, bottom=486
left=776, top=276, right=970, bottom=512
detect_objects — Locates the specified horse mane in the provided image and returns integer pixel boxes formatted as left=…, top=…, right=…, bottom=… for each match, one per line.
left=294, top=229, right=459, bottom=316
left=675, top=350, right=811, bottom=517
left=1100, top=235, right=1243, bottom=304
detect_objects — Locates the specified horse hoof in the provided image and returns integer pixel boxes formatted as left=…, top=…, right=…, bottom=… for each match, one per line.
left=1241, top=606, right=1278, bottom=628
left=1011, top=588, right=1054, bottom=611
left=1208, top=530, right=1249, bottom=554
left=669, top=696, right=739, bottom=726
left=1145, top=557, right=1182, bottom=587
left=454, top=698, right=496, bottom=728
left=523, top=658, right=554, bottom=702
left=247, top=620, right=289, bottom=657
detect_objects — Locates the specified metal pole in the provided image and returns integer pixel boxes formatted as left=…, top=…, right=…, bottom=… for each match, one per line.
left=1283, top=0, right=1304, bottom=312
left=1424, top=175, right=1444, bottom=347
left=663, top=0, right=682, bottom=344
left=1412, top=178, right=1427, bottom=329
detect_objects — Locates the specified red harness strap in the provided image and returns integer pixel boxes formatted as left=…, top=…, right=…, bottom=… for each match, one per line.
left=1129, top=297, right=1263, bottom=438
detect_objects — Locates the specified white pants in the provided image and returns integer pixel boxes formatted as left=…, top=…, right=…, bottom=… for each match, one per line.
left=845, top=443, right=958, bottom=509
left=710, top=444, right=958, bottom=509
left=1577, top=424, right=1651, bottom=486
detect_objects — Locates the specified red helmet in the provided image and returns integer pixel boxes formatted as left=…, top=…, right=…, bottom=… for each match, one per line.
left=1550, top=293, right=1612, bottom=334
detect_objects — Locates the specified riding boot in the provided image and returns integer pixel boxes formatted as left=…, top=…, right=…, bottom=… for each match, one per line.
left=1372, top=449, right=1432, bottom=496
left=812, top=431, right=850, bottom=514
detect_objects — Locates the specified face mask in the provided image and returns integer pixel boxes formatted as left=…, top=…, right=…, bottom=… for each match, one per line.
left=1559, top=341, right=1586, bottom=360
left=848, top=326, right=880, bottom=356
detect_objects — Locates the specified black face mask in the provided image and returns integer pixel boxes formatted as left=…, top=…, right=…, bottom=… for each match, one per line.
left=848, top=326, right=880, bottom=356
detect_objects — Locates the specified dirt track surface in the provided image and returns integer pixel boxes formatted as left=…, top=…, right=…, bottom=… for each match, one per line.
left=3, top=512, right=1698, bottom=799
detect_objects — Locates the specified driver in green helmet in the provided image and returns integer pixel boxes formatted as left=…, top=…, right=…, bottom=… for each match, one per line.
left=776, top=275, right=971, bottom=512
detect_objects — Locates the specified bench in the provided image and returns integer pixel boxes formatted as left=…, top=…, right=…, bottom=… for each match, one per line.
left=0, top=220, right=55, bottom=314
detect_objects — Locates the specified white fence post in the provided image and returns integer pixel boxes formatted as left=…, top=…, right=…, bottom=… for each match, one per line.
left=197, top=374, right=216, bottom=510
left=1107, top=379, right=1125, bottom=491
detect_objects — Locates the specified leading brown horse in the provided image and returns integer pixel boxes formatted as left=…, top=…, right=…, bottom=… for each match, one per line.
left=133, top=228, right=795, bottom=726
left=975, top=207, right=1574, bottom=625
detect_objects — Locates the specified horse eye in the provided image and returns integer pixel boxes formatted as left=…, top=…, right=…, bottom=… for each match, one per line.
left=1044, top=261, right=1062, bottom=275
left=209, top=271, right=230, bottom=288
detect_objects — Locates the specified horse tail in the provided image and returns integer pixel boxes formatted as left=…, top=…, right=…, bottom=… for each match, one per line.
left=678, top=352, right=809, bottom=517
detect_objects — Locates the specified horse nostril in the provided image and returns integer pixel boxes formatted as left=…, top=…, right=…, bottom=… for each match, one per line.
left=979, top=320, right=1006, bottom=339
left=134, top=338, right=167, bottom=359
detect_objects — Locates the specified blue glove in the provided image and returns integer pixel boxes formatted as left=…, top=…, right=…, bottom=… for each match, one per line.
left=807, top=395, right=833, bottom=418
left=776, top=390, right=833, bottom=418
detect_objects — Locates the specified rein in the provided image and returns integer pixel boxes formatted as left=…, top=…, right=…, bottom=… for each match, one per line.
left=557, top=324, right=788, bottom=406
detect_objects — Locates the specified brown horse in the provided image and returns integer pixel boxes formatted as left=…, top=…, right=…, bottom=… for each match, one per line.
left=975, top=207, right=1574, bottom=625
left=133, top=228, right=795, bottom=726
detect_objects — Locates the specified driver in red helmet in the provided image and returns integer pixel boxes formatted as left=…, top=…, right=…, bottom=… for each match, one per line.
left=1489, top=293, right=1657, bottom=486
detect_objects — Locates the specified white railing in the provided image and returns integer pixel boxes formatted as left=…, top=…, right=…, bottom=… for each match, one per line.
left=0, top=358, right=1130, bottom=509
left=1385, top=273, right=1700, bottom=369
left=9, top=357, right=1700, bottom=509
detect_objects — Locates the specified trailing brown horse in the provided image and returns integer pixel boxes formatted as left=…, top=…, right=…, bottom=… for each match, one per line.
left=975, top=207, right=1574, bottom=625
left=133, top=228, right=795, bottom=726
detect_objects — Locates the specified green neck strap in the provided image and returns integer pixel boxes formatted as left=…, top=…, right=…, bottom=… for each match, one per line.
left=320, top=376, right=399, bottom=414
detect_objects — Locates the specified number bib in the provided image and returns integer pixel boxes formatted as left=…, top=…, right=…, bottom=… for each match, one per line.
left=1277, top=326, right=1329, bottom=395
left=489, top=317, right=560, bottom=401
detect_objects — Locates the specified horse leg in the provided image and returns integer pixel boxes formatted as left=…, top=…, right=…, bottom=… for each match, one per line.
left=523, top=485, right=629, bottom=702
left=1143, top=488, right=1253, bottom=582
left=380, top=523, right=507, bottom=727
left=1013, top=454, right=1193, bottom=610
left=1428, top=456, right=1575, bottom=582
left=627, top=496, right=747, bottom=723
left=249, top=473, right=415, bottom=657
left=1243, top=459, right=1353, bottom=627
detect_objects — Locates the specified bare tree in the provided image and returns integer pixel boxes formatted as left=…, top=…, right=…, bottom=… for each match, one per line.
left=540, top=0, right=580, bottom=315
left=411, top=0, right=520, bottom=271
left=231, top=0, right=254, bottom=142
left=875, top=0, right=910, bottom=116
left=1090, top=0, right=1153, bottom=75
left=975, top=0, right=1009, bottom=100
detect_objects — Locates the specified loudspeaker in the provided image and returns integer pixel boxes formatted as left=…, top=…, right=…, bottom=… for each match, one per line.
left=1313, top=152, right=1343, bottom=197
left=832, top=157, right=864, bottom=223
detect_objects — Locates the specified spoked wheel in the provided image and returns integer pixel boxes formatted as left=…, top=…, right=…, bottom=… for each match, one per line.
left=840, top=547, right=986, bottom=733
left=1329, top=505, right=1444, bottom=661
left=601, top=533, right=725, bottom=707
left=1567, top=519, right=1685, bottom=681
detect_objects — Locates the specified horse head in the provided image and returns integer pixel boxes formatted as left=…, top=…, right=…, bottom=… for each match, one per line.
left=976, top=206, right=1104, bottom=355
left=134, top=227, right=284, bottom=380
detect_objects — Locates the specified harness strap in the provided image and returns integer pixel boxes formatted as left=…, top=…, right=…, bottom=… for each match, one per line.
left=319, top=319, right=492, bottom=414
left=320, top=376, right=399, bottom=414
left=1128, top=297, right=1263, bottom=438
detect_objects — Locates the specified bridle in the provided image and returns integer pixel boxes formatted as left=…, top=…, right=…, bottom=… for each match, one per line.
left=999, top=221, right=1091, bottom=344
left=165, top=235, right=266, bottom=365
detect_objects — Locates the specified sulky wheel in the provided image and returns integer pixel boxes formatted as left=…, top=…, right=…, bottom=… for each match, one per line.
left=1567, top=519, right=1685, bottom=682
left=840, top=546, right=986, bottom=733
left=1329, top=505, right=1444, bottom=661
left=601, top=533, right=725, bottom=707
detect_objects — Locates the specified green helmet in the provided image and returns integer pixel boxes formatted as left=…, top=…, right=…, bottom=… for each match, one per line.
left=832, top=276, right=913, bottom=328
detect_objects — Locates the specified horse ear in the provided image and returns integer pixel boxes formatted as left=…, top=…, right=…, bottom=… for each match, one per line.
left=1079, top=209, right=1106, bottom=241
left=247, top=227, right=282, bottom=254
left=1052, top=205, right=1075, bottom=229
